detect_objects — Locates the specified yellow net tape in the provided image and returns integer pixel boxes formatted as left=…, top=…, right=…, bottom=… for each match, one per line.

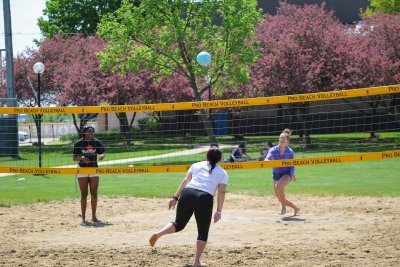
left=1, top=84, right=399, bottom=115
left=1, top=150, right=399, bottom=175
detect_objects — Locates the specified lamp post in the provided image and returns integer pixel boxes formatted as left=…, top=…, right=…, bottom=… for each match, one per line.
left=33, top=62, right=45, bottom=167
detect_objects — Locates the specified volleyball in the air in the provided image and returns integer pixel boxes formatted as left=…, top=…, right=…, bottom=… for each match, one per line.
left=196, top=51, right=211, bottom=66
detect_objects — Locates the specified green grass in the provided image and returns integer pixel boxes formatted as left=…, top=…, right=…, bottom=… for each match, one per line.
left=1, top=132, right=398, bottom=167
left=229, top=159, right=400, bottom=196
left=0, top=158, right=399, bottom=206
left=0, top=144, right=193, bottom=167
left=0, top=132, right=399, bottom=206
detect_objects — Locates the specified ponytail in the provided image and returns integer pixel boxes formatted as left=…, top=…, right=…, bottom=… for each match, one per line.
left=282, top=128, right=292, bottom=137
left=207, top=146, right=222, bottom=174
left=209, top=162, right=217, bottom=174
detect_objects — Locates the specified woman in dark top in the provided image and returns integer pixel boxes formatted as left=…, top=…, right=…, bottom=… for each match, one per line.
left=258, top=141, right=273, bottom=161
left=229, top=142, right=251, bottom=162
left=73, top=126, right=105, bottom=224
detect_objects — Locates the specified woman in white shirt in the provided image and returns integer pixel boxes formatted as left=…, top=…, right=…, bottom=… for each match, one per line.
left=149, top=147, right=228, bottom=267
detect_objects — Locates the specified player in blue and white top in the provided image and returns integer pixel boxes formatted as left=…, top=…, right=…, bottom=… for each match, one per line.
left=149, top=147, right=228, bottom=267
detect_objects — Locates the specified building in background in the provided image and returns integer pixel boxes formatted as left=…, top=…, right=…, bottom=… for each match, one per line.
left=258, top=0, right=369, bottom=23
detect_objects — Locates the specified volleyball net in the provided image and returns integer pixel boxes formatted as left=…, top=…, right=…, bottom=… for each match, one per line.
left=0, top=84, right=399, bottom=175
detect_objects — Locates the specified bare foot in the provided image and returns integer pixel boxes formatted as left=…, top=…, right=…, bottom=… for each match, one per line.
left=294, top=207, right=300, bottom=216
left=149, top=234, right=158, bottom=247
left=79, top=214, right=86, bottom=223
left=280, top=208, right=287, bottom=215
left=193, top=261, right=204, bottom=267
left=92, top=216, right=100, bottom=223
left=80, top=219, right=90, bottom=226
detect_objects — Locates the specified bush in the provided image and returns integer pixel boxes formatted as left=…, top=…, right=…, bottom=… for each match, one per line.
left=32, top=142, right=44, bottom=147
left=138, top=116, right=161, bottom=132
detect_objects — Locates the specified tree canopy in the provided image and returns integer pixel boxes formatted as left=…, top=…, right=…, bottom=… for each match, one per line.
left=26, top=35, right=193, bottom=107
left=250, top=2, right=355, bottom=97
left=363, top=0, right=400, bottom=16
left=98, top=0, right=263, bottom=99
left=38, top=0, right=140, bottom=38
left=358, top=13, right=400, bottom=85
left=245, top=3, right=400, bottom=143
left=13, top=48, right=56, bottom=108
left=10, top=35, right=194, bottom=136
left=97, top=0, right=262, bottom=146
left=248, top=3, right=400, bottom=96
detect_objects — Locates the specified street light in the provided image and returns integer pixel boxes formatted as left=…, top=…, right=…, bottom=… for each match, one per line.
left=33, top=62, right=45, bottom=168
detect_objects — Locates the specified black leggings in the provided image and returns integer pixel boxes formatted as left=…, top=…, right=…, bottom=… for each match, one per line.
left=173, top=187, right=213, bottom=242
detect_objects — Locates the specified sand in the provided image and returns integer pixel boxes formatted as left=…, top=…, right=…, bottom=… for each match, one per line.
left=1, top=194, right=399, bottom=266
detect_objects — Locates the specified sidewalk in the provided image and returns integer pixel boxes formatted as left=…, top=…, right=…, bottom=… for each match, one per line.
left=61, top=144, right=226, bottom=167
left=0, top=145, right=228, bottom=177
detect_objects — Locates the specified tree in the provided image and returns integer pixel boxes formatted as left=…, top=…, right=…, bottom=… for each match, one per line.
left=12, top=49, right=55, bottom=108
left=362, top=0, right=400, bottom=16
left=368, top=14, right=400, bottom=127
left=97, top=0, right=263, bottom=146
left=251, top=4, right=400, bottom=141
left=250, top=3, right=355, bottom=144
left=348, top=13, right=400, bottom=135
left=13, top=35, right=194, bottom=144
left=38, top=0, right=140, bottom=38
left=38, top=35, right=193, bottom=144
left=360, top=14, right=400, bottom=85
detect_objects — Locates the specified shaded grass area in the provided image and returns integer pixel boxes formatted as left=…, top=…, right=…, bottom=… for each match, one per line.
left=0, top=158, right=399, bottom=206
left=0, top=144, right=193, bottom=167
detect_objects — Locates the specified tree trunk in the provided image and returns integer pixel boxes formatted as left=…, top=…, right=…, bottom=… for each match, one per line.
left=191, top=85, right=217, bottom=147
left=294, top=102, right=311, bottom=147
left=72, top=114, right=91, bottom=138
left=115, top=112, right=132, bottom=146
left=390, top=95, right=400, bottom=127
left=368, top=96, right=381, bottom=139
left=198, top=109, right=217, bottom=146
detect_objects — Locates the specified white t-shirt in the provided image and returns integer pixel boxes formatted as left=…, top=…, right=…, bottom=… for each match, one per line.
left=186, top=161, right=228, bottom=196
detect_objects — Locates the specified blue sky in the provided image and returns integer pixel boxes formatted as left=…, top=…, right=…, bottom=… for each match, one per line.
left=0, top=0, right=46, bottom=56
